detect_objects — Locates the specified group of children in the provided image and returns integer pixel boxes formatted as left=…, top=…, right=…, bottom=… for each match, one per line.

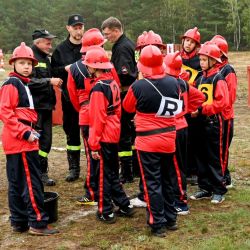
left=0, top=26, right=236, bottom=237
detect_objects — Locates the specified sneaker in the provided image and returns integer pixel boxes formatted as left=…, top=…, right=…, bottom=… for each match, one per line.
left=226, top=183, right=233, bottom=189
left=116, top=204, right=136, bottom=217
left=175, top=204, right=190, bottom=215
left=151, top=227, right=167, bottom=237
left=226, top=180, right=234, bottom=189
left=190, top=190, right=212, bottom=200
left=130, top=197, right=147, bottom=208
left=211, top=194, right=225, bottom=204
left=76, top=196, right=97, bottom=206
left=165, top=221, right=178, bottom=231
left=29, top=226, right=59, bottom=236
left=12, top=225, right=29, bottom=233
left=96, top=212, right=116, bottom=224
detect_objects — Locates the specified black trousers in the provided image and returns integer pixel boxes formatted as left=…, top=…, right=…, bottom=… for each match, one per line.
left=223, top=118, right=234, bottom=182
left=197, top=115, right=227, bottom=195
left=81, top=125, right=99, bottom=201
left=137, top=150, right=177, bottom=229
left=118, top=91, right=134, bottom=164
left=170, top=127, right=188, bottom=206
left=62, top=96, right=81, bottom=148
left=6, top=151, right=49, bottom=228
left=36, top=109, right=52, bottom=156
left=98, top=142, right=130, bottom=215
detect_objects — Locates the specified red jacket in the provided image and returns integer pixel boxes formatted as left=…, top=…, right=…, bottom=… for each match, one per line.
left=123, top=76, right=183, bottom=153
left=67, top=60, right=121, bottom=126
left=196, top=66, right=229, bottom=117
left=67, top=59, right=93, bottom=125
left=0, top=72, right=39, bottom=154
left=88, top=73, right=121, bottom=151
left=174, top=77, right=205, bottom=130
left=218, top=60, right=237, bottom=120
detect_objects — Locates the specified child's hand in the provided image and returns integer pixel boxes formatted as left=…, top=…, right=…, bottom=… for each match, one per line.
left=191, top=110, right=199, bottom=118
left=91, top=151, right=100, bottom=160
left=27, top=131, right=40, bottom=142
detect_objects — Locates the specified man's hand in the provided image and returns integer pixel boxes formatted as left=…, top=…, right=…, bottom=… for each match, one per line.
left=65, top=64, right=71, bottom=72
left=50, top=78, right=63, bottom=87
left=91, top=151, right=100, bottom=160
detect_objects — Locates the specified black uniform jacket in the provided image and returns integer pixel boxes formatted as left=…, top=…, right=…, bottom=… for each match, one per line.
left=111, top=34, right=138, bottom=87
left=29, top=45, right=56, bottom=110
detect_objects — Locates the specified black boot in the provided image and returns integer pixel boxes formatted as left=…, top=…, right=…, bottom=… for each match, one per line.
left=65, top=150, right=80, bottom=182
left=39, top=156, right=56, bottom=186
left=119, top=156, right=134, bottom=184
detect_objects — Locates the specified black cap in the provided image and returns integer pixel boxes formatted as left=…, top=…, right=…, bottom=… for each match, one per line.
left=32, top=29, right=57, bottom=40
left=68, top=14, right=84, bottom=26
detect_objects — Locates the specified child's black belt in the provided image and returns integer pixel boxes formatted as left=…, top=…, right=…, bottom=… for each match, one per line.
left=18, top=119, right=40, bottom=130
left=136, top=126, right=176, bottom=136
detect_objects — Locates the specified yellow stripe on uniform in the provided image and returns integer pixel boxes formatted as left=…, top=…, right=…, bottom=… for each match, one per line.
left=118, top=151, right=133, bottom=157
left=35, top=62, right=47, bottom=68
left=39, top=150, right=48, bottom=158
left=66, top=145, right=81, bottom=151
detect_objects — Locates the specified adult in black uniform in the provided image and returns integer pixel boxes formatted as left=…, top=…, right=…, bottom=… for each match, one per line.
left=101, top=17, right=138, bottom=183
left=29, top=29, right=63, bottom=186
left=51, top=14, right=84, bottom=182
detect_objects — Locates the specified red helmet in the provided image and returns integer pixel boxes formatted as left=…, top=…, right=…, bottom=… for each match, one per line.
left=164, top=51, right=182, bottom=77
left=210, top=35, right=228, bottom=58
left=198, top=42, right=222, bottom=63
left=80, top=28, right=106, bottom=53
left=135, top=31, right=148, bottom=51
left=145, top=30, right=167, bottom=49
left=137, top=45, right=165, bottom=76
left=182, top=27, right=201, bottom=45
left=9, top=42, right=38, bottom=65
left=83, top=46, right=113, bottom=69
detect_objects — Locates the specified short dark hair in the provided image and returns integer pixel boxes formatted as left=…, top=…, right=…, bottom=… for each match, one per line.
left=101, top=17, right=122, bottom=31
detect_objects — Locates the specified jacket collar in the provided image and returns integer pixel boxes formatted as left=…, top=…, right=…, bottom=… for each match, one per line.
left=202, top=64, right=220, bottom=77
left=181, top=48, right=197, bottom=60
left=9, top=72, right=30, bottom=83
left=32, top=44, right=48, bottom=58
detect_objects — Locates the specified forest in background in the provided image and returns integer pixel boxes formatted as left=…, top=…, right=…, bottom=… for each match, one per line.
left=0, top=0, right=249, bottom=52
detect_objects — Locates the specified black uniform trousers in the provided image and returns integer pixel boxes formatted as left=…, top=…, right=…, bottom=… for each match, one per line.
left=6, top=151, right=49, bottom=229
left=61, top=95, right=81, bottom=148
left=169, top=127, right=188, bottom=206
left=137, top=150, right=177, bottom=230
left=186, top=115, right=204, bottom=177
left=197, top=115, right=227, bottom=195
left=98, top=142, right=130, bottom=216
left=223, top=118, right=234, bottom=184
left=81, top=125, right=99, bottom=201
left=119, top=91, right=134, bottom=168
left=36, top=109, right=52, bottom=156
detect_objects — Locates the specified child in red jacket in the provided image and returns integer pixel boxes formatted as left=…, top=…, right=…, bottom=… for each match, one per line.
left=0, top=42, right=58, bottom=235
left=181, top=27, right=203, bottom=185
left=210, top=35, right=237, bottom=188
left=83, top=46, right=135, bottom=223
left=190, top=42, right=229, bottom=204
left=164, top=51, right=205, bottom=215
